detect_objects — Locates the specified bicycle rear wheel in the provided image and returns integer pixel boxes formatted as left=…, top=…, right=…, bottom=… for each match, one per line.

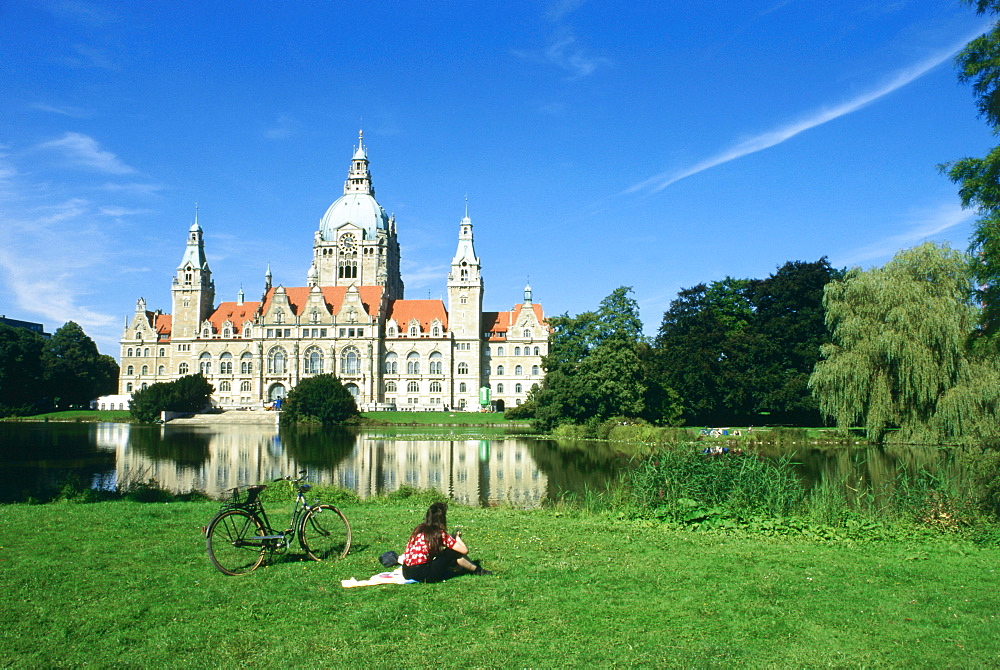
left=299, top=504, right=351, bottom=561
left=206, top=509, right=268, bottom=575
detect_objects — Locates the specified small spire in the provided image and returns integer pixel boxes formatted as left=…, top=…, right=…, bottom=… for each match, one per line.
left=465, top=194, right=469, bottom=219
left=237, top=285, right=245, bottom=305
left=524, top=281, right=533, bottom=305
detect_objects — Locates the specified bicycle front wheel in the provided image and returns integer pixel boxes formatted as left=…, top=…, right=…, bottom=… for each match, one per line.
left=206, top=509, right=268, bottom=576
left=299, top=504, right=351, bottom=561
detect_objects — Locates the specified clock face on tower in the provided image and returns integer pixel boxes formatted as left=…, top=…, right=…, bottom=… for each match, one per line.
left=340, top=233, right=356, bottom=250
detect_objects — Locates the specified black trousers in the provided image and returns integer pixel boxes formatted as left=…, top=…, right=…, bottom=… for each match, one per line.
left=402, top=548, right=466, bottom=583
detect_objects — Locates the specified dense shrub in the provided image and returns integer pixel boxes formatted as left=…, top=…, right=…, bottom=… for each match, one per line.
left=279, top=374, right=358, bottom=426
left=129, top=374, right=214, bottom=423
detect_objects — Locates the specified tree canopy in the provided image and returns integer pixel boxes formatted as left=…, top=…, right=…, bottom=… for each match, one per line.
left=531, top=287, right=680, bottom=430
left=943, top=0, right=1000, bottom=336
left=42, top=322, right=118, bottom=410
left=809, top=243, right=1000, bottom=444
left=280, top=374, right=359, bottom=426
left=130, top=374, right=214, bottom=423
left=654, top=259, right=842, bottom=426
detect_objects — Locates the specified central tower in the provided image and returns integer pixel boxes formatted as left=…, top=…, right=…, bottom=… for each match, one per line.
left=311, top=131, right=404, bottom=299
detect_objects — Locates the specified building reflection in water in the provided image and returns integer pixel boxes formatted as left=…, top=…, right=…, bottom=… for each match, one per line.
left=94, top=423, right=550, bottom=507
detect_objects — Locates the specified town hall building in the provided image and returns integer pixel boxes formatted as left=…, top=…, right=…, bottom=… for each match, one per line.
left=118, top=133, right=549, bottom=411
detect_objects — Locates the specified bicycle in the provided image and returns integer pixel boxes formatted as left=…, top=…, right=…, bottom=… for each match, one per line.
left=204, top=472, right=352, bottom=576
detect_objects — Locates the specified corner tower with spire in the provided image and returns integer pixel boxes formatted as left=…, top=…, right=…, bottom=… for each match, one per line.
left=170, top=211, right=215, bottom=338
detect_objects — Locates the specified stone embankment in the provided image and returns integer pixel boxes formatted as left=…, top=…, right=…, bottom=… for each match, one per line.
left=165, top=410, right=280, bottom=425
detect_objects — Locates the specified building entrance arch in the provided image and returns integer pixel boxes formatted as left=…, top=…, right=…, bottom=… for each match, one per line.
left=268, top=383, right=286, bottom=402
left=345, top=383, right=360, bottom=401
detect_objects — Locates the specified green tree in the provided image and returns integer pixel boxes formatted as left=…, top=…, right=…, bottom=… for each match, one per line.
left=0, top=323, right=47, bottom=415
left=942, top=0, right=1000, bottom=336
left=129, top=374, right=214, bottom=423
left=280, top=374, right=359, bottom=426
left=809, top=243, right=1000, bottom=443
left=532, top=287, right=673, bottom=430
left=42, top=322, right=118, bottom=409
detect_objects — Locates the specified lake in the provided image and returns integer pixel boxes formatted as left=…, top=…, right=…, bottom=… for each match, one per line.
left=0, top=422, right=959, bottom=507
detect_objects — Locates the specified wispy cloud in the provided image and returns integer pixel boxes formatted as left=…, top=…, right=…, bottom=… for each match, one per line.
left=512, top=26, right=611, bottom=80
left=30, top=102, right=91, bottom=118
left=627, top=24, right=991, bottom=194
left=264, top=114, right=298, bottom=140
left=38, top=132, right=135, bottom=174
left=839, top=201, right=976, bottom=267
left=63, top=44, right=117, bottom=69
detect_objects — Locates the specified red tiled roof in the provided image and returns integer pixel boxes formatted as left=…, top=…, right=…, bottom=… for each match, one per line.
left=154, top=313, right=172, bottom=335
left=386, top=300, right=449, bottom=334
left=260, top=286, right=384, bottom=319
left=482, top=303, right=548, bottom=340
left=207, top=302, right=262, bottom=334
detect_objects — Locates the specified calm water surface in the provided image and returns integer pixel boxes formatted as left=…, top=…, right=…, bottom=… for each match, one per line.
left=0, top=422, right=959, bottom=506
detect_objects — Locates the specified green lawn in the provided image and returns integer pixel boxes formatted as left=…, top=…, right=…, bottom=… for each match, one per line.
left=0, top=409, right=132, bottom=422
left=1, top=499, right=997, bottom=666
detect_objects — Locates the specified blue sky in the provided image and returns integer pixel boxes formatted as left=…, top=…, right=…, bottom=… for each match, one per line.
left=0, top=0, right=994, bottom=356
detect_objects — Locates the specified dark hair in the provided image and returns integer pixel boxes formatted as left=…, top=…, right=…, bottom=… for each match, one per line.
left=413, top=502, right=448, bottom=557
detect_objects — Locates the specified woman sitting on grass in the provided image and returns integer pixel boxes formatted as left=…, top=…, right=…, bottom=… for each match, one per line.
left=402, top=502, right=492, bottom=582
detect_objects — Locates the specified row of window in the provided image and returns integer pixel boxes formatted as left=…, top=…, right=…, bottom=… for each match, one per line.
left=386, top=325, right=444, bottom=338
left=492, top=345, right=541, bottom=356
left=125, top=347, right=166, bottom=358
left=384, top=351, right=443, bottom=375
left=486, top=329, right=536, bottom=340
left=490, top=365, right=540, bottom=376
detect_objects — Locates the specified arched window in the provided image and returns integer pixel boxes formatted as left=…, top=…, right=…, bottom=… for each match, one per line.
left=126, top=348, right=133, bottom=357
left=459, top=382, right=467, bottom=393
left=159, top=348, right=165, bottom=357
left=223, top=327, right=231, bottom=338
left=432, top=325, right=441, bottom=337
left=514, top=365, right=522, bottom=376
left=179, top=363, right=189, bottom=375
left=406, top=352, right=420, bottom=374
left=485, top=366, right=491, bottom=375
left=496, top=365, right=505, bottom=376
left=199, top=352, right=212, bottom=375
left=157, top=365, right=165, bottom=375
left=497, top=383, right=504, bottom=394
left=532, top=365, right=540, bottom=376
left=385, top=381, right=397, bottom=393
left=220, top=381, right=231, bottom=392
left=457, top=362, right=469, bottom=375
left=523, top=329, right=531, bottom=338
left=126, top=383, right=133, bottom=392
left=141, top=383, right=148, bottom=390
left=126, top=365, right=134, bottom=375
left=240, top=353, right=253, bottom=374
left=240, top=381, right=251, bottom=392
left=268, top=347, right=286, bottom=374
left=409, top=325, right=419, bottom=337
left=497, top=346, right=504, bottom=356
left=305, top=347, right=324, bottom=374
left=430, top=381, right=442, bottom=393
left=144, top=347, right=150, bottom=357
left=515, top=383, right=523, bottom=394
left=341, top=346, right=360, bottom=374
left=244, top=326, right=252, bottom=339
left=534, top=346, right=540, bottom=356
left=384, top=352, right=398, bottom=374
left=202, top=326, right=211, bottom=338
left=134, top=331, right=142, bottom=340
left=407, top=381, right=419, bottom=393
left=219, top=352, right=233, bottom=375
left=514, top=347, right=521, bottom=356
left=388, top=326, right=396, bottom=337
left=429, top=352, right=443, bottom=374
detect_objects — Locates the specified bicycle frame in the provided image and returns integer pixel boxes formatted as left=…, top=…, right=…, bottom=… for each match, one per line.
left=221, top=478, right=318, bottom=553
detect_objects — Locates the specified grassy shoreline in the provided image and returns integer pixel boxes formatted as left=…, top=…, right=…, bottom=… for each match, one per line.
left=2, top=497, right=998, bottom=666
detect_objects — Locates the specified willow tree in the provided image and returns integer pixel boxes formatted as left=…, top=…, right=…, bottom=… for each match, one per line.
left=809, top=243, right=1000, bottom=444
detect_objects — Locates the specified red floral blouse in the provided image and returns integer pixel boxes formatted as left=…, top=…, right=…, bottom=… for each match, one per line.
left=403, top=529, right=457, bottom=566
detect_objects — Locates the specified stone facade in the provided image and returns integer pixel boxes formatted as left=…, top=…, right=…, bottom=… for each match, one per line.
left=118, top=134, right=549, bottom=411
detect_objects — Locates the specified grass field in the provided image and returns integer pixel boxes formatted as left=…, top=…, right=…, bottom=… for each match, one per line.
left=1, top=498, right=997, bottom=666
left=2, top=409, right=522, bottom=426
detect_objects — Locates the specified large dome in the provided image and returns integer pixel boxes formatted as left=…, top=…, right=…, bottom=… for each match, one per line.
left=318, top=192, right=389, bottom=240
